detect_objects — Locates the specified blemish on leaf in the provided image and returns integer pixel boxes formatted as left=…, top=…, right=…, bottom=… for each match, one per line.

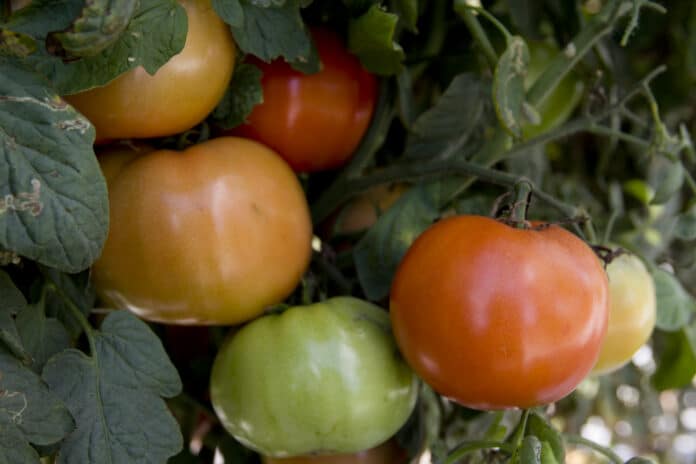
left=0, top=179, right=44, bottom=216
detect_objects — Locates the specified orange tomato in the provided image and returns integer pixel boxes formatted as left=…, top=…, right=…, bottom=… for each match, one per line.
left=66, top=0, right=235, bottom=140
left=390, top=215, right=609, bottom=409
left=92, top=137, right=312, bottom=325
left=233, top=28, right=377, bottom=172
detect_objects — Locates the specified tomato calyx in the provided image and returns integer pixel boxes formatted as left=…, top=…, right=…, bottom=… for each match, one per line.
left=589, top=245, right=627, bottom=268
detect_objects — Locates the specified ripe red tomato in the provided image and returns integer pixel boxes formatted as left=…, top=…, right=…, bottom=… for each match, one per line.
left=65, top=0, right=236, bottom=141
left=232, top=28, right=377, bottom=172
left=92, top=137, right=312, bottom=325
left=389, top=215, right=609, bottom=410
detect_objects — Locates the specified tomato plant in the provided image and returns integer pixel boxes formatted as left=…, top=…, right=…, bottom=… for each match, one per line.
left=262, top=439, right=406, bottom=464
left=231, top=28, right=378, bottom=172
left=390, top=215, right=609, bottom=410
left=523, top=41, right=585, bottom=139
left=92, top=137, right=312, bottom=325
left=592, top=252, right=657, bottom=375
left=65, top=0, right=236, bottom=141
left=210, top=297, right=418, bottom=457
left=328, top=183, right=408, bottom=237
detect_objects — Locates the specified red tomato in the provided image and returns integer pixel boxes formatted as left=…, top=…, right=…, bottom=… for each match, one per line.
left=389, top=216, right=609, bottom=410
left=232, top=28, right=377, bottom=172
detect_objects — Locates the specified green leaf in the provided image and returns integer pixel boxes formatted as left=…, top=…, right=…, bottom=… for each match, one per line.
left=0, top=270, right=28, bottom=361
left=526, top=413, right=564, bottom=463
left=354, top=183, right=440, bottom=300
left=648, top=156, right=684, bottom=205
left=0, top=348, right=74, bottom=449
left=624, top=458, right=656, bottom=464
left=520, top=435, right=542, bottom=464
left=391, top=0, right=418, bottom=31
left=540, top=442, right=559, bottom=464
left=0, top=60, right=108, bottom=272
left=42, top=311, right=183, bottom=464
left=41, top=268, right=96, bottom=340
left=651, top=267, right=694, bottom=331
left=50, top=0, right=138, bottom=58
left=404, top=73, right=489, bottom=160
left=0, top=28, right=36, bottom=57
left=13, top=0, right=187, bottom=94
left=652, top=327, right=696, bottom=390
left=623, top=179, right=654, bottom=205
left=348, top=3, right=404, bottom=76
left=212, top=63, right=264, bottom=129
left=0, top=413, right=41, bottom=464
left=16, top=303, right=70, bottom=374
left=493, top=36, right=529, bottom=138
left=675, top=206, right=696, bottom=241
left=219, top=0, right=314, bottom=65
left=507, top=0, right=543, bottom=38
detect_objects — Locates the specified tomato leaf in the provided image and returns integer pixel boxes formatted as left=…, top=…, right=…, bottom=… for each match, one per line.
left=651, top=267, right=695, bottom=331
left=493, top=36, right=529, bottom=138
left=0, top=270, right=29, bottom=362
left=404, top=73, right=490, bottom=160
left=507, top=0, right=544, bottom=39
left=348, top=3, right=404, bottom=76
left=0, top=348, right=75, bottom=451
left=41, top=268, right=95, bottom=340
left=217, top=0, right=316, bottom=68
left=10, top=0, right=187, bottom=94
left=212, top=63, right=264, bottom=129
left=42, top=310, right=183, bottom=464
left=648, top=156, right=684, bottom=205
left=49, top=0, right=138, bottom=59
left=675, top=205, right=696, bottom=241
left=652, top=326, right=696, bottom=390
left=16, top=303, right=70, bottom=374
left=0, top=60, right=108, bottom=273
left=0, top=28, right=36, bottom=57
left=540, top=441, right=559, bottom=464
left=390, top=0, right=419, bottom=31
left=526, top=413, right=564, bottom=463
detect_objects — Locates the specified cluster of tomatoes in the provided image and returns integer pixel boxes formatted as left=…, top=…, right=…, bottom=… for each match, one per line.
left=68, top=1, right=658, bottom=462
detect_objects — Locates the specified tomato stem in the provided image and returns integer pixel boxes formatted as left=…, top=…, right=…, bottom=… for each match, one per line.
left=509, top=180, right=532, bottom=227
left=442, top=440, right=515, bottom=464
left=453, top=2, right=498, bottom=70
left=44, top=281, right=97, bottom=357
left=564, top=434, right=623, bottom=464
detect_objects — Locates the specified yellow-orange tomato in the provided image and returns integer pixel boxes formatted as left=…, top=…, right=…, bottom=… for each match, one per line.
left=66, top=0, right=235, bottom=140
left=262, top=440, right=406, bottom=464
left=592, top=253, right=656, bottom=375
left=331, top=184, right=409, bottom=236
left=232, top=28, right=377, bottom=172
left=390, top=216, right=609, bottom=410
left=92, top=137, right=312, bottom=325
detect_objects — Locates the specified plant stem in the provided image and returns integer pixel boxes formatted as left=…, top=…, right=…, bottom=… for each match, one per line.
left=443, top=440, right=515, bottom=464
left=454, top=2, right=498, bottom=69
left=46, top=282, right=97, bottom=357
left=511, top=180, right=533, bottom=225
left=565, top=434, right=623, bottom=464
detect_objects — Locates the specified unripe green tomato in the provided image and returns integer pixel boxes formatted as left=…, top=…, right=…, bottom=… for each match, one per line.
left=210, top=297, right=418, bottom=457
left=523, top=42, right=585, bottom=139
left=592, top=253, right=656, bottom=375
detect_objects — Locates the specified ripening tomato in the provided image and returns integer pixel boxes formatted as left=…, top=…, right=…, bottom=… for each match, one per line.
left=232, top=28, right=377, bottom=172
left=330, top=183, right=409, bottom=237
left=92, top=137, right=312, bottom=325
left=210, top=297, right=418, bottom=457
left=390, top=215, right=609, bottom=410
left=262, top=439, right=407, bottom=464
left=523, top=41, right=585, bottom=139
left=592, top=252, right=656, bottom=375
left=65, top=0, right=235, bottom=140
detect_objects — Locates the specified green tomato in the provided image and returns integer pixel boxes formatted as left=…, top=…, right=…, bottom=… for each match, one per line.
left=210, top=297, right=418, bottom=458
left=592, top=252, right=656, bottom=375
left=523, top=41, right=585, bottom=138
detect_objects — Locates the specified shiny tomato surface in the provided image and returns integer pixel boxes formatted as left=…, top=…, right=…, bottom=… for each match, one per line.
left=92, top=137, right=312, bottom=325
left=262, top=439, right=407, bottom=464
left=390, top=215, right=609, bottom=409
left=233, top=28, right=377, bottom=172
left=66, top=0, right=235, bottom=140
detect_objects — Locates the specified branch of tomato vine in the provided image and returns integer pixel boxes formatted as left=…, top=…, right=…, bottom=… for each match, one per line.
left=44, top=280, right=97, bottom=357
left=564, top=434, right=624, bottom=464
left=452, top=1, right=499, bottom=70
left=442, top=440, right=515, bottom=464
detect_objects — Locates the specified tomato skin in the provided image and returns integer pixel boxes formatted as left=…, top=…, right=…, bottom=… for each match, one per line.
left=592, top=253, right=656, bottom=375
left=65, top=0, right=235, bottom=140
left=232, top=28, right=377, bottom=172
left=92, top=137, right=312, bottom=325
left=210, top=297, right=418, bottom=457
left=389, top=216, right=609, bottom=410
left=523, top=42, right=585, bottom=139
left=331, top=184, right=409, bottom=236
left=262, top=440, right=407, bottom=464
